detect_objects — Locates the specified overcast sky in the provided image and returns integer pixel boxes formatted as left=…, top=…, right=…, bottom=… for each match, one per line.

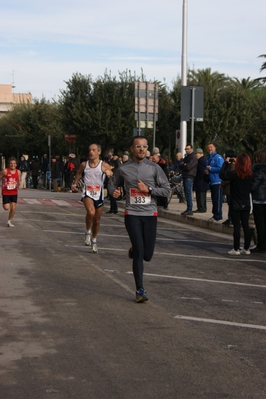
left=1, top=0, right=265, bottom=100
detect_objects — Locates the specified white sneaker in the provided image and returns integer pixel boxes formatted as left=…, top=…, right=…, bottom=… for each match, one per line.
left=240, top=249, right=251, bottom=255
left=228, top=249, right=240, bottom=255
left=84, top=233, right=91, bottom=246
left=7, top=221, right=14, bottom=228
left=92, top=243, right=98, bottom=253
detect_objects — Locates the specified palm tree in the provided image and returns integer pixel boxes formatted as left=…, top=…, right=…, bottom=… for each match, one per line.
left=231, top=77, right=263, bottom=91
left=257, top=54, right=266, bottom=83
left=259, top=54, right=266, bottom=72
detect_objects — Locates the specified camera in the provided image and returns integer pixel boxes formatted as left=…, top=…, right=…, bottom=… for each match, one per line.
left=229, top=158, right=235, bottom=163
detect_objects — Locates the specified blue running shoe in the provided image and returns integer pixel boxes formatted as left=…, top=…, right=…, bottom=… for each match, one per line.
left=136, top=288, right=148, bottom=303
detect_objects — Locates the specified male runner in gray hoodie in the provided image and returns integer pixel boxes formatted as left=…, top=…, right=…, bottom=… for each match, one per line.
left=108, top=136, right=170, bottom=303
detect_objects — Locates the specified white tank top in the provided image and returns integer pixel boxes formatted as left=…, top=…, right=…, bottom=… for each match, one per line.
left=82, top=160, right=105, bottom=201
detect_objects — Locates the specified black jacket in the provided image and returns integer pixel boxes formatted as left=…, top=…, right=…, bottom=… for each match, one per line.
left=250, top=163, right=266, bottom=201
left=179, top=152, right=198, bottom=178
left=220, top=164, right=251, bottom=210
left=193, top=156, right=209, bottom=192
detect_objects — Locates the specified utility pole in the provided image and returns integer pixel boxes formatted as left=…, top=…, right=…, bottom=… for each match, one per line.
left=180, top=0, right=188, bottom=154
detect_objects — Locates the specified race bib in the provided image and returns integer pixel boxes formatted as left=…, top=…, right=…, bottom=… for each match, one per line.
left=86, top=185, right=101, bottom=199
left=129, top=188, right=151, bottom=205
left=7, top=183, right=16, bottom=190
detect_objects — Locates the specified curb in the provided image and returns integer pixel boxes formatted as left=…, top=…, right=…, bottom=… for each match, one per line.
left=115, top=200, right=233, bottom=236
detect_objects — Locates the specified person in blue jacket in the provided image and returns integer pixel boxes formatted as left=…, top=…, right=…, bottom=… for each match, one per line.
left=205, top=143, right=224, bottom=221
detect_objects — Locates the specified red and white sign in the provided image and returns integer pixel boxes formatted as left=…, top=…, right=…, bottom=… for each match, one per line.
left=64, top=134, right=77, bottom=143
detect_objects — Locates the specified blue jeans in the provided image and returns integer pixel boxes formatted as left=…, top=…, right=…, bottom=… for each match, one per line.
left=183, top=177, right=193, bottom=212
left=210, top=184, right=223, bottom=220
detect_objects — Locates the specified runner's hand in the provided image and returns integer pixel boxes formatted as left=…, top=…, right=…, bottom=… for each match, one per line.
left=138, top=180, right=149, bottom=193
left=112, top=188, right=121, bottom=198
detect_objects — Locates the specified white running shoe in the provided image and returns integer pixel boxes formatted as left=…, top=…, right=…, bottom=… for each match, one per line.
left=7, top=221, right=14, bottom=228
left=240, top=249, right=251, bottom=255
left=92, top=243, right=98, bottom=253
left=84, top=233, right=91, bottom=246
left=228, top=249, right=240, bottom=256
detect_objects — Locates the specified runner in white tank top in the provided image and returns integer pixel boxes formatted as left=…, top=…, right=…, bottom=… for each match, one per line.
left=72, top=144, right=112, bottom=253
left=82, top=160, right=105, bottom=205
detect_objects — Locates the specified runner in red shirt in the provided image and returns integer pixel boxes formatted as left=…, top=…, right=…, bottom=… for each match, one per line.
left=0, top=157, right=21, bottom=227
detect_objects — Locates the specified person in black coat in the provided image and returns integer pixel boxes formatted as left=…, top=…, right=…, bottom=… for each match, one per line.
left=250, top=149, right=266, bottom=253
left=193, top=148, right=209, bottom=213
left=51, top=156, right=61, bottom=192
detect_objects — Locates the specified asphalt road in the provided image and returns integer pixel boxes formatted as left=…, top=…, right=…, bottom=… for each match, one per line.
left=1, top=190, right=266, bottom=398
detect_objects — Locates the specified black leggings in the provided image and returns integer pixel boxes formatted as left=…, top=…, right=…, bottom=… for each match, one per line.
left=125, top=215, right=157, bottom=290
left=230, top=208, right=251, bottom=250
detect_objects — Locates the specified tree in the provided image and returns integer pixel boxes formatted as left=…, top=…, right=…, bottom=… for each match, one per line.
left=0, top=99, right=65, bottom=159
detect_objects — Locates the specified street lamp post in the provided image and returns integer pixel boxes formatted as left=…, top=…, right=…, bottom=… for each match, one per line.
left=180, top=0, right=188, bottom=155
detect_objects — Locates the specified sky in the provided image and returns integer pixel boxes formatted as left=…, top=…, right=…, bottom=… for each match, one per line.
left=1, top=0, right=265, bottom=101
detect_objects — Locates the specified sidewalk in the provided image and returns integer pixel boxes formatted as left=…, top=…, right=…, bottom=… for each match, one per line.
left=114, top=193, right=233, bottom=236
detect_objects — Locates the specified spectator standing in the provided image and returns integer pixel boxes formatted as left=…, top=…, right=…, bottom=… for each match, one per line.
left=51, top=156, right=61, bottom=192
left=151, top=149, right=169, bottom=209
left=170, top=152, right=184, bottom=174
left=30, top=158, right=40, bottom=189
left=179, top=144, right=198, bottom=215
left=250, top=149, right=266, bottom=253
left=56, top=155, right=65, bottom=190
left=220, top=153, right=252, bottom=255
left=17, top=155, right=29, bottom=189
left=205, top=143, right=224, bottom=221
left=41, top=154, right=49, bottom=189
left=220, top=149, right=236, bottom=226
left=66, top=154, right=79, bottom=192
left=193, top=148, right=209, bottom=213
left=106, top=154, right=121, bottom=214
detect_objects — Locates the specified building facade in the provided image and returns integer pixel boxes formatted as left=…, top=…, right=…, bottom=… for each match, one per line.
left=0, top=84, right=32, bottom=116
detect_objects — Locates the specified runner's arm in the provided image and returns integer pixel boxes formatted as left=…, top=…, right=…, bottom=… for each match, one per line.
left=108, top=168, right=123, bottom=196
left=71, top=162, right=85, bottom=189
left=101, top=161, right=113, bottom=178
left=0, top=169, right=7, bottom=179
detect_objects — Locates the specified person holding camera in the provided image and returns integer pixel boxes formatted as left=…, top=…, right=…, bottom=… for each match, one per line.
left=220, top=149, right=237, bottom=226
left=220, top=153, right=252, bottom=255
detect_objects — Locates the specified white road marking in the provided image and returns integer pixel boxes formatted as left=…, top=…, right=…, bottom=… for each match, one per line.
left=60, top=242, right=266, bottom=264
left=51, top=200, right=72, bottom=206
left=140, top=272, right=266, bottom=289
left=180, top=297, right=203, bottom=300
left=22, top=199, right=41, bottom=205
left=174, top=315, right=266, bottom=330
left=154, top=251, right=266, bottom=263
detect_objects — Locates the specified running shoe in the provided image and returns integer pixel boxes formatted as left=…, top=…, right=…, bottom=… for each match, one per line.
left=7, top=221, right=14, bottom=228
left=136, top=288, right=148, bottom=303
left=92, top=243, right=98, bottom=253
left=85, top=233, right=91, bottom=246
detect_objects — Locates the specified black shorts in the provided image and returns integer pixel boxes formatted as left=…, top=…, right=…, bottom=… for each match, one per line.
left=3, top=195, right=18, bottom=205
left=81, top=195, right=104, bottom=209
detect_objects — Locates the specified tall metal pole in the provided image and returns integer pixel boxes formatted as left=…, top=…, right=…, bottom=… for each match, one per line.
left=190, top=87, right=196, bottom=147
left=152, top=85, right=157, bottom=149
left=48, top=135, right=51, bottom=191
left=180, top=0, right=188, bottom=155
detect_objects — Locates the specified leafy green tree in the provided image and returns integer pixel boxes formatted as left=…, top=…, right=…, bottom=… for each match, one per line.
left=0, top=99, right=65, bottom=159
